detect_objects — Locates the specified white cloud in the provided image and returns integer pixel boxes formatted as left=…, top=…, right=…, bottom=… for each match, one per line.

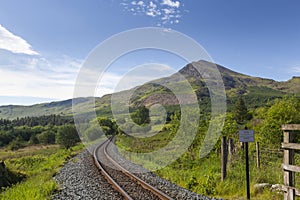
left=0, top=67, right=74, bottom=99
left=0, top=50, right=160, bottom=102
left=137, top=0, right=144, bottom=6
left=95, top=63, right=174, bottom=97
left=150, top=1, right=157, bottom=8
left=121, top=0, right=185, bottom=26
left=163, top=8, right=173, bottom=15
left=0, top=24, right=39, bottom=55
left=0, top=47, right=179, bottom=105
left=146, top=11, right=156, bottom=17
left=291, top=67, right=300, bottom=73
left=162, top=0, right=180, bottom=8
left=96, top=72, right=123, bottom=97
left=0, top=53, right=81, bottom=100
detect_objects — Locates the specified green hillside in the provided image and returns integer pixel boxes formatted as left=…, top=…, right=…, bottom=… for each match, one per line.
left=1, top=60, right=300, bottom=199
left=0, top=60, right=298, bottom=119
left=0, top=98, right=95, bottom=120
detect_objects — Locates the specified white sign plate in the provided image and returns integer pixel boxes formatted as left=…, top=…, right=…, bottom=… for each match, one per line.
left=239, top=130, right=254, bottom=142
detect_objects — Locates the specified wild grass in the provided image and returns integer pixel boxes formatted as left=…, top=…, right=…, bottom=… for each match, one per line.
left=157, top=151, right=284, bottom=199
left=0, top=145, right=60, bottom=160
left=116, top=134, right=285, bottom=199
left=0, top=143, right=84, bottom=200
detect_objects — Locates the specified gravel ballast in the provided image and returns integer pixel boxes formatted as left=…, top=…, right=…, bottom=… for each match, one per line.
left=52, top=149, right=123, bottom=200
left=106, top=141, right=222, bottom=200
left=53, top=141, right=221, bottom=200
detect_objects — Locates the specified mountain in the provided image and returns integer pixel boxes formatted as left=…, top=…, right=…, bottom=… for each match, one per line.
left=0, top=60, right=298, bottom=119
left=0, top=98, right=95, bottom=119
left=126, top=60, right=294, bottom=111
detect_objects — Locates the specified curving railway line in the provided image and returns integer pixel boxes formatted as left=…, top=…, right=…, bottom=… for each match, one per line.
left=93, top=138, right=174, bottom=200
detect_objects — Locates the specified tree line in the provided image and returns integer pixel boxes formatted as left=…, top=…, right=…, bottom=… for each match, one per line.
left=0, top=115, right=80, bottom=150
left=0, top=114, right=74, bottom=128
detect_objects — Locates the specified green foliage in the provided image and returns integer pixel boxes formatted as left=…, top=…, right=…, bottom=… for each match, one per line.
left=0, top=115, right=74, bottom=149
left=0, top=144, right=84, bottom=200
left=116, top=96, right=298, bottom=199
left=56, top=125, right=80, bottom=149
left=233, top=96, right=252, bottom=124
left=116, top=130, right=171, bottom=153
left=213, top=113, right=239, bottom=153
left=130, top=106, right=150, bottom=125
left=187, top=176, right=198, bottom=190
left=85, top=126, right=101, bottom=141
left=37, top=131, right=56, bottom=144
left=81, top=118, right=105, bottom=141
left=222, top=113, right=239, bottom=138
left=7, top=137, right=25, bottom=151
left=257, top=96, right=300, bottom=147
left=0, top=115, right=73, bottom=127
left=198, top=173, right=217, bottom=195
left=97, top=117, right=117, bottom=135
left=2, top=62, right=300, bottom=199
left=29, top=134, right=39, bottom=145
left=167, top=113, right=180, bottom=139
left=120, top=121, right=135, bottom=134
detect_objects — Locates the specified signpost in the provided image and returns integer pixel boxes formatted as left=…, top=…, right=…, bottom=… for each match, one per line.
left=239, top=130, right=254, bottom=143
left=239, top=129, right=254, bottom=200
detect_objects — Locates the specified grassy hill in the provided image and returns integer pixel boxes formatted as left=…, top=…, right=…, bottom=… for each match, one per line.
left=0, top=98, right=96, bottom=119
left=0, top=60, right=298, bottom=119
left=1, top=60, right=299, bottom=199
left=120, top=60, right=295, bottom=112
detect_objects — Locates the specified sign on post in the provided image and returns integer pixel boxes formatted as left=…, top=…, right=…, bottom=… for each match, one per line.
left=239, top=129, right=254, bottom=200
left=239, top=130, right=254, bottom=143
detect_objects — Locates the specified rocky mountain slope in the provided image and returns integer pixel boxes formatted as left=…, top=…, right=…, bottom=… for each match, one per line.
left=0, top=60, right=298, bottom=119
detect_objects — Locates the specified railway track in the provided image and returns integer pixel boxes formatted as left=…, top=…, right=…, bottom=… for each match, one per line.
left=93, top=138, right=174, bottom=200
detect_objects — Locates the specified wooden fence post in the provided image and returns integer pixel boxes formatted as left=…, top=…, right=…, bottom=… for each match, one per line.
left=221, top=136, right=228, bottom=181
left=283, top=127, right=295, bottom=200
left=256, top=142, right=260, bottom=168
left=228, top=138, right=234, bottom=161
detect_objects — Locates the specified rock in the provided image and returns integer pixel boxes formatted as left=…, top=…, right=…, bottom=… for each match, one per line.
left=0, top=160, right=24, bottom=188
left=271, top=184, right=284, bottom=192
left=254, top=183, right=271, bottom=190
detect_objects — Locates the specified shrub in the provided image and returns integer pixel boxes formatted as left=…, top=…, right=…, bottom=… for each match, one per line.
left=56, top=125, right=80, bottom=149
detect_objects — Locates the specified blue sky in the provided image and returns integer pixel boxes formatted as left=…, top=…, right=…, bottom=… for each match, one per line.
left=0, top=0, right=300, bottom=105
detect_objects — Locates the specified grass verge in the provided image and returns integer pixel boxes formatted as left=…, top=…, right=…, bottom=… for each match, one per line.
left=116, top=134, right=284, bottom=199
left=0, top=144, right=84, bottom=200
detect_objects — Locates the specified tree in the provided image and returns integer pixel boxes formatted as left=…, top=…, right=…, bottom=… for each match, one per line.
left=131, top=106, right=150, bottom=125
left=85, top=126, right=102, bottom=141
left=222, top=113, right=239, bottom=139
left=233, top=96, right=251, bottom=124
left=29, top=134, right=39, bottom=144
left=258, top=96, right=300, bottom=147
left=97, top=117, right=118, bottom=136
left=37, top=130, right=56, bottom=144
left=56, top=125, right=80, bottom=149
left=7, top=136, right=25, bottom=151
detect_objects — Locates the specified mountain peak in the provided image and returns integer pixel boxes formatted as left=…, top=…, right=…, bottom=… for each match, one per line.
left=179, top=60, right=247, bottom=78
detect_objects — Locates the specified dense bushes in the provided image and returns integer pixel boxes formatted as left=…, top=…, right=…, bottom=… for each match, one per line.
left=0, top=115, right=78, bottom=150
left=56, top=125, right=81, bottom=149
left=256, top=96, right=300, bottom=147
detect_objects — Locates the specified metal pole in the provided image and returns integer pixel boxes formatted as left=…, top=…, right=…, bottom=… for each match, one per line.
left=256, top=142, right=260, bottom=168
left=221, top=136, right=227, bottom=181
left=245, top=142, right=250, bottom=200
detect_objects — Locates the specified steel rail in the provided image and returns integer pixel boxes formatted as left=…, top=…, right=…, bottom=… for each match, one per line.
left=94, top=140, right=133, bottom=200
left=94, top=138, right=174, bottom=200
